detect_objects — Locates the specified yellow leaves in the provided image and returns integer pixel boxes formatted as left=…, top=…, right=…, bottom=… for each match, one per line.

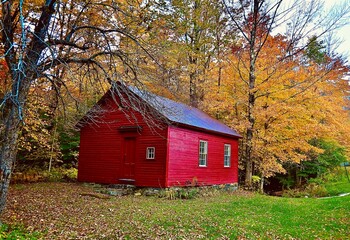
left=202, top=33, right=350, bottom=177
left=16, top=85, right=59, bottom=161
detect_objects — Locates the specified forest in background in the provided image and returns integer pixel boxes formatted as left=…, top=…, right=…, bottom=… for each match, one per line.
left=1, top=0, right=350, bottom=196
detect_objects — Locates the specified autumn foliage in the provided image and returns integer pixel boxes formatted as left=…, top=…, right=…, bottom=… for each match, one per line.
left=204, top=34, right=350, bottom=182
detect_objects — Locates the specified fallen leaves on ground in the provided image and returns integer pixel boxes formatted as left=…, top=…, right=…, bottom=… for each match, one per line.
left=1, top=183, right=230, bottom=239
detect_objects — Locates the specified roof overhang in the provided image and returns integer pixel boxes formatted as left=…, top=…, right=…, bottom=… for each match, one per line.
left=172, top=123, right=242, bottom=139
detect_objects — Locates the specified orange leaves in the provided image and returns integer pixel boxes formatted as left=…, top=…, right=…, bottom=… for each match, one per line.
left=0, top=58, right=8, bottom=74
left=0, top=59, right=10, bottom=97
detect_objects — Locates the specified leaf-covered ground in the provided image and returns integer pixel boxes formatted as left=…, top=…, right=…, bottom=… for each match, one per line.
left=1, top=182, right=349, bottom=239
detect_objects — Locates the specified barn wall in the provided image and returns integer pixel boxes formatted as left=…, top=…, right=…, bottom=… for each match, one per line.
left=167, top=126, right=239, bottom=187
left=78, top=96, right=167, bottom=187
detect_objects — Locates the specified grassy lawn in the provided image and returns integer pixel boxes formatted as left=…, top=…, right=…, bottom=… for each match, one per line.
left=1, top=182, right=349, bottom=239
left=323, top=167, right=350, bottom=196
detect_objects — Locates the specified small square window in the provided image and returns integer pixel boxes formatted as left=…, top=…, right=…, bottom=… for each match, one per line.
left=146, top=147, right=155, bottom=159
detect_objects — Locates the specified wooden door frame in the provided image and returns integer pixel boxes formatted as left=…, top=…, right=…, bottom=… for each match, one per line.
left=120, top=134, right=138, bottom=182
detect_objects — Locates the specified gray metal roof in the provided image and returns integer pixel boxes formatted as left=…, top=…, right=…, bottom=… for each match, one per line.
left=129, top=86, right=242, bottom=138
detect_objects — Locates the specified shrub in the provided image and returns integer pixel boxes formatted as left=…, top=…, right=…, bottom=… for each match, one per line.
left=323, top=168, right=346, bottom=182
left=11, top=167, right=77, bottom=183
left=299, top=139, right=348, bottom=180
left=282, top=182, right=329, bottom=198
left=307, top=178, right=324, bottom=185
left=304, top=183, right=328, bottom=197
left=44, top=167, right=78, bottom=182
left=282, top=189, right=309, bottom=198
left=158, top=185, right=237, bottom=200
left=159, top=187, right=200, bottom=200
left=159, top=188, right=178, bottom=200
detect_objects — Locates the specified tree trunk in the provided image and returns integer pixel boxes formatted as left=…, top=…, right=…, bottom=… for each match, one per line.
left=259, top=175, right=264, bottom=193
left=244, top=0, right=259, bottom=187
left=189, top=72, right=198, bottom=108
left=0, top=72, right=31, bottom=215
left=244, top=70, right=257, bottom=186
left=0, top=104, right=21, bottom=214
left=245, top=153, right=253, bottom=186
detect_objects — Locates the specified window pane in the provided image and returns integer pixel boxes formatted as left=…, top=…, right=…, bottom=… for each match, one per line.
left=224, top=144, right=231, bottom=167
left=199, top=140, right=208, bottom=166
left=146, top=147, right=155, bottom=159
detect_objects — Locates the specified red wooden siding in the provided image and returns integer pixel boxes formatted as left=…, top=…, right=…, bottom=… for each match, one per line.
left=166, top=126, right=239, bottom=187
left=78, top=97, right=168, bottom=187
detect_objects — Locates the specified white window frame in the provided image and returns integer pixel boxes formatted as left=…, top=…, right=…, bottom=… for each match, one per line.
left=224, top=144, right=231, bottom=167
left=146, top=147, right=155, bottom=159
left=199, top=140, right=208, bottom=167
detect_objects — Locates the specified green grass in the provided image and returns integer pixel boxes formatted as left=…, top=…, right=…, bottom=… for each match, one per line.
left=2, top=182, right=350, bottom=239
left=132, top=194, right=349, bottom=239
left=323, top=167, right=350, bottom=196
left=324, top=181, right=350, bottom=195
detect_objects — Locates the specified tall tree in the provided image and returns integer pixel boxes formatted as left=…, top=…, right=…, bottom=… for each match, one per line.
left=0, top=0, right=154, bottom=215
left=222, top=0, right=350, bottom=186
left=146, top=0, right=233, bottom=107
left=205, top=33, right=350, bottom=191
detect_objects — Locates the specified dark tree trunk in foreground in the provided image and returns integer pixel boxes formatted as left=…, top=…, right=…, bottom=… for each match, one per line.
left=0, top=0, right=57, bottom=214
left=0, top=105, right=21, bottom=213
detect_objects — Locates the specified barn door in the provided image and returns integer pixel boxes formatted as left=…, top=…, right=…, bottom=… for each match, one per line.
left=123, top=137, right=136, bottom=179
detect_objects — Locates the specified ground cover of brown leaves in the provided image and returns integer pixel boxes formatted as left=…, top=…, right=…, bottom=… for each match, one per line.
left=2, top=183, right=237, bottom=239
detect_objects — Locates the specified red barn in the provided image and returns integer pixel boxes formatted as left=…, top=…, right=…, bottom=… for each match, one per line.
left=77, top=83, right=241, bottom=187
